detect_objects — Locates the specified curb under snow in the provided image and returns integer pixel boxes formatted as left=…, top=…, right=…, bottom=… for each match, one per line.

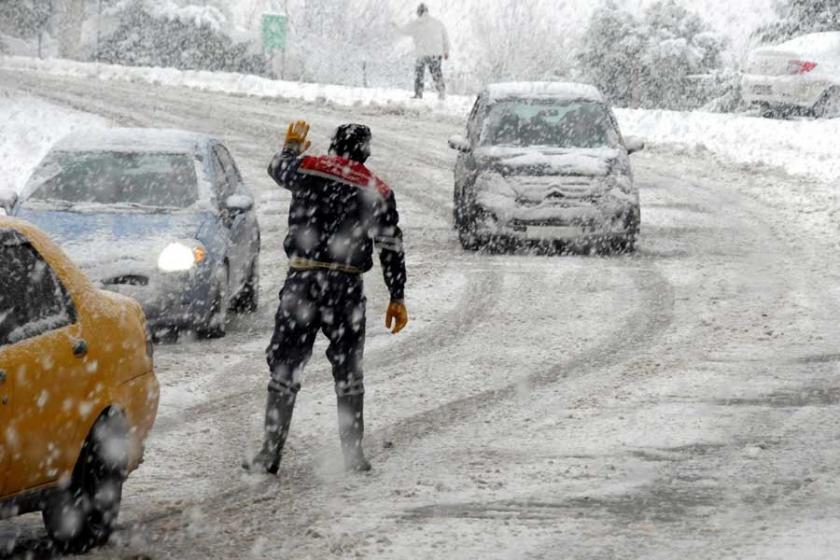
left=0, top=55, right=476, bottom=118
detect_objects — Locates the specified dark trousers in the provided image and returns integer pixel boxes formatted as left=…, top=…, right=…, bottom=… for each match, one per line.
left=415, top=55, right=445, bottom=97
left=266, top=269, right=366, bottom=398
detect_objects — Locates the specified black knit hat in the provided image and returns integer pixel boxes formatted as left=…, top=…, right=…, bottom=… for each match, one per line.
left=329, top=124, right=372, bottom=163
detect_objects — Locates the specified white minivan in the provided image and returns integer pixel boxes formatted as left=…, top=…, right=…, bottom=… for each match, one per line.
left=743, top=31, right=840, bottom=118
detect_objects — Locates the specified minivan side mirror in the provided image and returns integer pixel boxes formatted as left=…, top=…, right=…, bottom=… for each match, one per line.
left=448, top=135, right=471, bottom=153
left=625, top=136, right=645, bottom=155
left=223, top=194, right=254, bottom=215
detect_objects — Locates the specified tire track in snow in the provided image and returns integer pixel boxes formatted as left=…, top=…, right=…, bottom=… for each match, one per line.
left=107, top=259, right=673, bottom=559
left=516, top=158, right=835, bottom=559
left=4, top=72, right=678, bottom=558
left=149, top=268, right=503, bottom=436
left=4, top=72, right=503, bottom=428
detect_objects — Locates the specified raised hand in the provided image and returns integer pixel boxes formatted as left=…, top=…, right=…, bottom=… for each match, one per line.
left=284, top=120, right=312, bottom=154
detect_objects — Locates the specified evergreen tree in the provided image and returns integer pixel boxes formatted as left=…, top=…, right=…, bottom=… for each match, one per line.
left=577, top=0, right=723, bottom=109
left=578, top=1, right=646, bottom=107
left=97, top=2, right=266, bottom=74
left=756, top=0, right=840, bottom=42
left=640, top=0, right=724, bottom=108
left=0, top=0, right=53, bottom=39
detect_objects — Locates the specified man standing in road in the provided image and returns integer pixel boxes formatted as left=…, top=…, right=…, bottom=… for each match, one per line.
left=244, top=121, right=408, bottom=475
left=395, top=3, right=451, bottom=100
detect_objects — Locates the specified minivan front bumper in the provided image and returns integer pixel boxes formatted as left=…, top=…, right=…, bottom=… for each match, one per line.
left=473, top=198, right=638, bottom=243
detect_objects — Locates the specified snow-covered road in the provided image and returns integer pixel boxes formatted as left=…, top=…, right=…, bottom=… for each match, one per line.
left=3, top=70, right=840, bottom=559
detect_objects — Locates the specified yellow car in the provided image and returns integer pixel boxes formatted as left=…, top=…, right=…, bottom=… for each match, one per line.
left=0, top=217, right=159, bottom=552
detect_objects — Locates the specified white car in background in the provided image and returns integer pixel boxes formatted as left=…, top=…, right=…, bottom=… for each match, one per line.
left=743, top=31, right=840, bottom=118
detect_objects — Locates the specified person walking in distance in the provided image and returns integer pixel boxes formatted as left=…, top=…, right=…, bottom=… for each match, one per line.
left=396, top=3, right=451, bottom=100
left=244, top=121, right=408, bottom=475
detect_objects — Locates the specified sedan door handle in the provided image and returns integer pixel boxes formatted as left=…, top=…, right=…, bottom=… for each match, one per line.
left=72, top=339, right=89, bottom=358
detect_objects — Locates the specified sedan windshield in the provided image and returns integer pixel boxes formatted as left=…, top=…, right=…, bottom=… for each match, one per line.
left=27, top=151, right=199, bottom=209
left=481, top=99, right=620, bottom=149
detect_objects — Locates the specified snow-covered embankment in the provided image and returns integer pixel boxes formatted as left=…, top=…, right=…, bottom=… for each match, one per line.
left=0, top=89, right=108, bottom=194
left=618, top=108, right=840, bottom=184
left=3, top=54, right=840, bottom=185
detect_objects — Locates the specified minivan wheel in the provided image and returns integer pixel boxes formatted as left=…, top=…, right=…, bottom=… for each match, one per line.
left=612, top=234, right=637, bottom=254
left=43, top=411, right=127, bottom=553
left=455, top=203, right=483, bottom=251
left=613, top=207, right=640, bottom=254
left=813, top=88, right=840, bottom=119
left=458, top=226, right=482, bottom=251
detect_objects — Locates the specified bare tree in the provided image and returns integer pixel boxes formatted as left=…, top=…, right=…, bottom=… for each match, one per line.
left=285, top=0, right=396, bottom=85
left=472, top=0, right=568, bottom=84
left=53, top=0, right=85, bottom=58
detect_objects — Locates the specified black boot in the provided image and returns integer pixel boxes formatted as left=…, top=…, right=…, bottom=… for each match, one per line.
left=243, top=391, right=295, bottom=474
left=337, top=394, right=371, bottom=472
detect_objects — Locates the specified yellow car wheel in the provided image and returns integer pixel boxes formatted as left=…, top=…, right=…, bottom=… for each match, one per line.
left=42, top=411, right=128, bottom=553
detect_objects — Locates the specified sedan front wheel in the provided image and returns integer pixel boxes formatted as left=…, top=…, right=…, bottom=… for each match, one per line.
left=197, top=264, right=228, bottom=339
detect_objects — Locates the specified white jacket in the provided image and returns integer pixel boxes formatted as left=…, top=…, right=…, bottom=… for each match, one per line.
left=398, top=14, right=450, bottom=58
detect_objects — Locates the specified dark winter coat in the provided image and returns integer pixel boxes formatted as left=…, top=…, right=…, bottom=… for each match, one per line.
left=268, top=150, right=406, bottom=301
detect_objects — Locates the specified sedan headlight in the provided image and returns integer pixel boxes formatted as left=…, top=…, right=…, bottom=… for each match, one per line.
left=157, top=242, right=206, bottom=272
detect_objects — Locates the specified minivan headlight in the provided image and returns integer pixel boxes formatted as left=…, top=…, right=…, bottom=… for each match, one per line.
left=604, top=168, right=634, bottom=195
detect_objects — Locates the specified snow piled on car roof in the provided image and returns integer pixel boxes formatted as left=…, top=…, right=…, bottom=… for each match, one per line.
left=485, top=82, right=605, bottom=103
left=771, top=32, right=840, bottom=54
left=53, top=128, right=212, bottom=154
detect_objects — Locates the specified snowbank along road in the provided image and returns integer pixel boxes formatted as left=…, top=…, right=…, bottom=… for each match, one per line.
left=2, top=69, right=840, bottom=560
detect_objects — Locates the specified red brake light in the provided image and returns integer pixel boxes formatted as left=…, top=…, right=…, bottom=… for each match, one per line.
left=789, top=60, right=817, bottom=74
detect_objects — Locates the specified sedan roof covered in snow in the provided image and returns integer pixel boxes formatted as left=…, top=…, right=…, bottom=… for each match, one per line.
left=52, top=128, right=214, bottom=154
left=485, top=82, right=605, bottom=104
left=775, top=31, right=840, bottom=54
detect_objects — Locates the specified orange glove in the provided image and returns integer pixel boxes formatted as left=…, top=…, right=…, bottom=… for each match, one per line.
left=385, top=300, right=408, bottom=334
left=284, top=120, right=312, bottom=154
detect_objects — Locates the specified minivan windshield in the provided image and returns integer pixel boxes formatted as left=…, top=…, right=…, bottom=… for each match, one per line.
left=27, top=151, right=199, bottom=210
left=481, top=99, right=620, bottom=149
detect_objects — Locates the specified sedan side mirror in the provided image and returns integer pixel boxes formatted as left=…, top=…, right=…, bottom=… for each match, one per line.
left=224, top=194, right=254, bottom=215
left=0, top=188, right=18, bottom=216
left=625, top=136, right=645, bottom=155
left=448, top=135, right=471, bottom=153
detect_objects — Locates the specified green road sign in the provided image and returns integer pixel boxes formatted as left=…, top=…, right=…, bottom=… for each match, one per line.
left=262, top=13, right=287, bottom=51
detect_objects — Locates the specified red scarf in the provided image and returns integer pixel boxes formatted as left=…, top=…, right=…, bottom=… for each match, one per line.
left=299, top=155, right=392, bottom=198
